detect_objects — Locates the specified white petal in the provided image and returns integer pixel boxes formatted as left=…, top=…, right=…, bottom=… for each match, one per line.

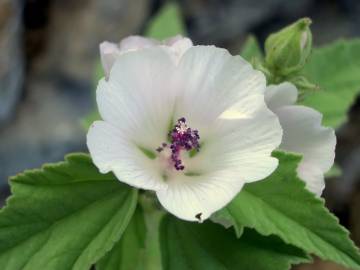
left=276, top=105, right=336, bottom=194
left=163, top=35, right=193, bottom=60
left=100, top=37, right=160, bottom=79
left=265, top=82, right=298, bottom=111
left=163, top=35, right=188, bottom=46
left=156, top=172, right=245, bottom=221
left=100, top=36, right=192, bottom=79
left=118, top=35, right=159, bottom=52
left=87, top=121, right=166, bottom=190
left=96, top=47, right=176, bottom=149
left=173, top=46, right=266, bottom=128
left=200, top=99, right=282, bottom=183
left=297, top=162, right=325, bottom=196
left=100, top=41, right=121, bottom=79
left=91, top=44, right=283, bottom=221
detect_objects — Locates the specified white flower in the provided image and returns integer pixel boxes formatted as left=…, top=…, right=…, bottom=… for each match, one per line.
left=100, top=35, right=193, bottom=79
left=265, top=82, right=336, bottom=196
left=87, top=43, right=282, bottom=222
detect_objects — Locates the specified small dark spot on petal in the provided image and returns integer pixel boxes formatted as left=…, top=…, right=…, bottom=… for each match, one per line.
left=195, top=213, right=202, bottom=222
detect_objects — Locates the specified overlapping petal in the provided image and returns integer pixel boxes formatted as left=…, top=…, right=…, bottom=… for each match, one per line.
left=100, top=35, right=192, bottom=78
left=87, top=121, right=166, bottom=190
left=173, top=46, right=267, bottom=129
left=276, top=105, right=335, bottom=195
left=265, top=82, right=298, bottom=111
left=265, top=82, right=336, bottom=195
left=156, top=172, right=245, bottom=222
left=97, top=47, right=176, bottom=149
left=88, top=44, right=283, bottom=221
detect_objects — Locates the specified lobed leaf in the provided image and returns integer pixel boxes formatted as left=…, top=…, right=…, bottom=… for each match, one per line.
left=160, top=215, right=309, bottom=270
left=145, top=2, right=186, bottom=39
left=220, top=151, right=360, bottom=269
left=97, top=207, right=146, bottom=270
left=302, top=39, right=360, bottom=127
left=240, top=35, right=263, bottom=61
left=0, top=153, right=138, bottom=270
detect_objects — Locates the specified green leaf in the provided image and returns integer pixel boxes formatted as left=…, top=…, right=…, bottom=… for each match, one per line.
left=325, top=164, right=342, bottom=178
left=97, top=195, right=166, bottom=270
left=95, top=60, right=105, bottom=82
left=160, top=215, right=309, bottom=270
left=210, top=207, right=244, bottom=238
left=81, top=63, right=103, bottom=130
left=220, top=151, right=360, bottom=270
left=0, top=153, right=138, bottom=270
left=240, top=35, right=263, bottom=61
left=145, top=2, right=186, bottom=39
left=97, top=206, right=146, bottom=270
left=82, top=110, right=101, bottom=130
left=302, top=39, right=360, bottom=127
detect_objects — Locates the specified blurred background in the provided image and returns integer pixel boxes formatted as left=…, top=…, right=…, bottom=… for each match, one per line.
left=0, top=0, right=359, bottom=269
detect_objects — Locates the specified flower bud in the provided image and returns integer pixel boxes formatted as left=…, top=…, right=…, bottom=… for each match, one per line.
left=265, top=18, right=312, bottom=75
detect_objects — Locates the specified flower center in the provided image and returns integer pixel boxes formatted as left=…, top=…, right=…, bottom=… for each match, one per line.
left=156, top=117, right=200, bottom=171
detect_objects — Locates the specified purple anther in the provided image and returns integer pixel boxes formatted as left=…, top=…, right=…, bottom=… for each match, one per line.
left=156, top=117, right=200, bottom=171
left=169, top=117, right=200, bottom=170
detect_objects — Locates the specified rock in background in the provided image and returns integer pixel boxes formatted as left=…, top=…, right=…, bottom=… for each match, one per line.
left=178, top=0, right=357, bottom=51
left=0, top=0, right=150, bottom=194
left=0, top=0, right=24, bottom=126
